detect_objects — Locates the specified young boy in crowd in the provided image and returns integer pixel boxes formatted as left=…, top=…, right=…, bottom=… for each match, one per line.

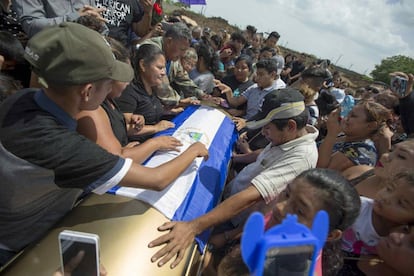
left=219, top=58, right=286, bottom=120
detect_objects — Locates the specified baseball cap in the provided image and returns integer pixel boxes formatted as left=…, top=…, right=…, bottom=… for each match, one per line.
left=268, top=31, right=280, bottom=39
left=24, top=22, right=133, bottom=87
left=247, top=88, right=305, bottom=129
left=301, top=66, right=332, bottom=80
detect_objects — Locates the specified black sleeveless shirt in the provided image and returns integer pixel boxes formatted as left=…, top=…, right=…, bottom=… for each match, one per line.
left=101, top=99, right=129, bottom=147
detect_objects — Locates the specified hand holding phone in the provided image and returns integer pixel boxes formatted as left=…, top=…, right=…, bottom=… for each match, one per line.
left=390, top=75, right=408, bottom=97
left=59, top=230, right=100, bottom=276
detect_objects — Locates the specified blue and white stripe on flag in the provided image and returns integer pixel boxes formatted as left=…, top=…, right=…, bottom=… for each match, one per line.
left=108, top=105, right=238, bottom=250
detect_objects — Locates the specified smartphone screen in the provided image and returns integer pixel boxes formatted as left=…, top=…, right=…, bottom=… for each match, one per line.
left=390, top=76, right=408, bottom=97
left=263, top=245, right=314, bottom=275
left=59, top=231, right=99, bottom=276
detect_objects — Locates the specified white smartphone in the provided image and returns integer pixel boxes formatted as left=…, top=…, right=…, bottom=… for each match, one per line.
left=58, top=230, right=100, bottom=276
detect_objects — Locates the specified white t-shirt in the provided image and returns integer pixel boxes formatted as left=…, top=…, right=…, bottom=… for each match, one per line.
left=341, top=196, right=380, bottom=255
left=242, top=79, right=286, bottom=120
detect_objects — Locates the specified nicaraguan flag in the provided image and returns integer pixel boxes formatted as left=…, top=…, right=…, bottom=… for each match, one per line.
left=109, top=105, right=237, bottom=250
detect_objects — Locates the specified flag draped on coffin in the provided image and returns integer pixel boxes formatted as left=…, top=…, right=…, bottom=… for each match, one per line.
left=179, top=0, right=206, bottom=5
left=108, top=105, right=237, bottom=250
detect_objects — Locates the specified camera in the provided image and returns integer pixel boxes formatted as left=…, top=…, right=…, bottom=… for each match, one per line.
left=390, top=76, right=408, bottom=97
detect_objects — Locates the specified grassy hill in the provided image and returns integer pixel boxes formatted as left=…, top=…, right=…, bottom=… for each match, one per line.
left=163, top=2, right=373, bottom=89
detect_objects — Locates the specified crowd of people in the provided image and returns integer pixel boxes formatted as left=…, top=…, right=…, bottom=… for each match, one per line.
left=1, top=1, right=414, bottom=275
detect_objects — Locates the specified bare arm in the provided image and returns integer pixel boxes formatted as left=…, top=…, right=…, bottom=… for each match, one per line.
left=131, top=0, right=152, bottom=37
left=214, top=79, right=247, bottom=108
left=317, top=108, right=356, bottom=172
left=77, top=108, right=181, bottom=164
left=148, top=185, right=262, bottom=268
left=134, top=23, right=164, bottom=45
left=77, top=107, right=124, bottom=156
left=123, top=112, right=175, bottom=137
left=129, top=136, right=182, bottom=164
left=133, top=120, right=175, bottom=136
left=125, top=114, right=145, bottom=135
left=120, top=141, right=208, bottom=191
left=317, top=108, right=341, bottom=168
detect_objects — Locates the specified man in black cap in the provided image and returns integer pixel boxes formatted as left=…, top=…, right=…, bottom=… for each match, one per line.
left=264, top=31, right=280, bottom=49
left=0, top=22, right=208, bottom=266
left=148, top=88, right=319, bottom=269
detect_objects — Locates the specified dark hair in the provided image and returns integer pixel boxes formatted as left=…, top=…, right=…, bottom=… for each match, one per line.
left=246, top=25, right=257, bottom=34
left=301, top=66, right=333, bottom=91
left=259, top=46, right=276, bottom=56
left=267, top=31, right=280, bottom=40
left=0, top=73, right=22, bottom=103
left=0, top=31, right=25, bottom=63
left=164, top=22, right=192, bottom=43
left=271, top=110, right=308, bottom=130
left=298, top=168, right=360, bottom=231
left=76, top=15, right=106, bottom=34
left=230, top=32, right=246, bottom=44
left=210, top=34, right=223, bottom=49
left=302, top=66, right=332, bottom=80
left=316, top=89, right=340, bottom=116
left=284, top=53, right=292, bottom=60
left=298, top=168, right=361, bottom=276
left=255, top=58, right=278, bottom=74
left=133, top=44, right=164, bottom=80
left=217, top=168, right=360, bottom=276
left=195, top=43, right=220, bottom=76
left=234, top=54, right=253, bottom=72
left=105, top=37, right=131, bottom=63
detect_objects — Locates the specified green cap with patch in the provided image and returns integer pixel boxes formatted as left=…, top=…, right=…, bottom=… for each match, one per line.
left=24, top=22, right=133, bottom=87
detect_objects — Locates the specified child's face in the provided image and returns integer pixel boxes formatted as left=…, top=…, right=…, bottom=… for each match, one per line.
left=376, top=225, right=414, bottom=275
left=255, top=68, right=275, bottom=89
left=265, top=37, right=278, bottom=48
left=373, top=179, right=414, bottom=224
left=270, top=178, right=325, bottom=228
left=259, top=51, right=273, bottom=60
left=234, top=60, right=250, bottom=82
left=375, top=139, right=414, bottom=179
left=251, top=35, right=262, bottom=48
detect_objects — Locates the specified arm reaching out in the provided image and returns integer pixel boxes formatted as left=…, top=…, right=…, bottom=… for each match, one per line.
left=148, top=186, right=261, bottom=268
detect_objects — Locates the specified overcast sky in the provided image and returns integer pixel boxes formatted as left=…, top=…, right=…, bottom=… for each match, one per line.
left=186, top=0, right=414, bottom=75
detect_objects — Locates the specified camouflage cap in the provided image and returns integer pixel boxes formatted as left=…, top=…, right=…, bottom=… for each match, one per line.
left=24, top=22, right=133, bottom=87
